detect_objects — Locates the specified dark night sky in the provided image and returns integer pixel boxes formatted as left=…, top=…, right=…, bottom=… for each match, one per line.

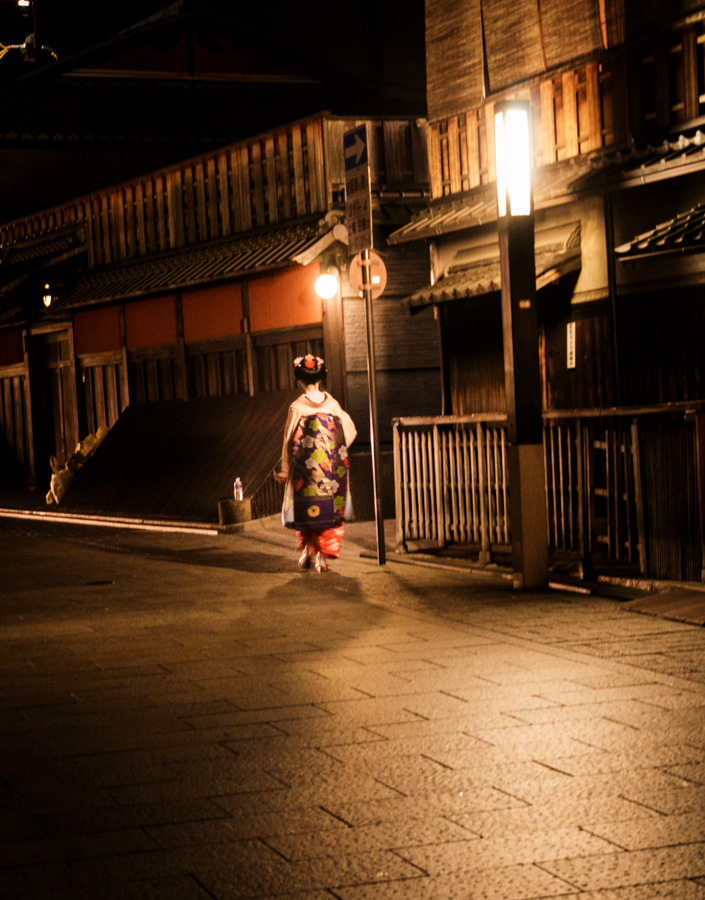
left=0, top=0, right=426, bottom=99
left=0, top=0, right=426, bottom=220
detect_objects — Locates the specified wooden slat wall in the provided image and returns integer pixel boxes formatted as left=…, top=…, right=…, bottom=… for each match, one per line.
left=426, top=0, right=485, bottom=121
left=0, top=365, right=30, bottom=475
left=394, top=409, right=700, bottom=582
left=253, top=325, right=324, bottom=393
left=425, top=19, right=705, bottom=200
left=393, top=416, right=509, bottom=556
left=0, top=115, right=429, bottom=270
left=186, top=336, right=249, bottom=399
left=79, top=354, right=126, bottom=435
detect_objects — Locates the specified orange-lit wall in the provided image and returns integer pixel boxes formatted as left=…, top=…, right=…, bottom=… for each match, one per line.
left=73, top=307, right=122, bottom=356
left=0, top=329, right=23, bottom=366
left=248, top=264, right=322, bottom=332
left=125, top=295, right=178, bottom=348
left=182, top=283, right=243, bottom=343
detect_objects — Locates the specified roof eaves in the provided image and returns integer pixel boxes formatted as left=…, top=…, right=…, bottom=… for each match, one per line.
left=390, top=131, right=705, bottom=246
left=56, top=215, right=344, bottom=310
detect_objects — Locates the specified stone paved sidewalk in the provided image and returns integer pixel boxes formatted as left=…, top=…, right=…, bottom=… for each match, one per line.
left=1, top=515, right=705, bottom=899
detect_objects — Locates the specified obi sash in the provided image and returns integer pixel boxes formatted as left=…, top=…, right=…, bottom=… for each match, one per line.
left=284, top=412, right=350, bottom=530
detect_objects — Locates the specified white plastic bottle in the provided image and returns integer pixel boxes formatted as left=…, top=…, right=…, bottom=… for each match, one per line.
left=233, top=478, right=243, bottom=501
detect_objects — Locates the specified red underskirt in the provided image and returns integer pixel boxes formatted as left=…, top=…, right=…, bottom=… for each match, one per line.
left=296, top=525, right=345, bottom=558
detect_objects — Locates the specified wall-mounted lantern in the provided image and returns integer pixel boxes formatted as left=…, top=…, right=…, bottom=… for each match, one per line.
left=314, top=268, right=340, bottom=301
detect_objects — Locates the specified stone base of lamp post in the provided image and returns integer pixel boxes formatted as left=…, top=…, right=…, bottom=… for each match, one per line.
left=506, top=443, right=549, bottom=590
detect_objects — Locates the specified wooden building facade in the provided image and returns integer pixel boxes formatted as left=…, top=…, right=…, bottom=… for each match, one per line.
left=0, top=112, right=438, bottom=500
left=389, top=0, right=705, bottom=581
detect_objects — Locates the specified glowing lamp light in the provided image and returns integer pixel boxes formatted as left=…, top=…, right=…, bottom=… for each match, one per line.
left=42, top=283, right=52, bottom=308
left=494, top=101, right=532, bottom=217
left=315, top=271, right=339, bottom=300
left=18, top=0, right=31, bottom=7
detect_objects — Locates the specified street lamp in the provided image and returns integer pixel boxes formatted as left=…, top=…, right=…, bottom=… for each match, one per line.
left=495, top=103, right=532, bottom=217
left=315, top=270, right=339, bottom=301
left=494, top=100, right=548, bottom=590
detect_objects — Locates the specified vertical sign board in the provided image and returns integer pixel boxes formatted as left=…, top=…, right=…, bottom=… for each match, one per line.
left=343, top=124, right=386, bottom=565
left=344, top=125, right=372, bottom=255
left=567, top=321, right=576, bottom=370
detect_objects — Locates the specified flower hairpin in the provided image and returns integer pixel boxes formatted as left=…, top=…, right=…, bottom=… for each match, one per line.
left=294, top=354, right=324, bottom=371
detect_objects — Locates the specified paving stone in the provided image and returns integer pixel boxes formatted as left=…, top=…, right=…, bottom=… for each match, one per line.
left=0, top=861, right=84, bottom=896
left=543, top=744, right=705, bottom=776
left=0, top=828, right=160, bottom=868
left=311, top=696, right=430, bottom=728
left=0, top=875, right=214, bottom=900
left=452, top=796, right=660, bottom=837
left=265, top=816, right=474, bottom=861
left=103, top=770, right=286, bottom=805
left=332, top=862, right=578, bottom=898
left=0, top=812, right=44, bottom=842
left=193, top=848, right=424, bottom=898
left=615, top=784, right=705, bottom=815
left=4, top=518, right=705, bottom=898
left=146, top=807, right=347, bottom=848
left=395, top=826, right=619, bottom=876
left=663, top=762, right=705, bottom=784
left=539, top=843, right=705, bottom=891
left=35, top=798, right=232, bottom=837
left=652, top=880, right=705, bottom=898
left=584, top=812, right=705, bottom=851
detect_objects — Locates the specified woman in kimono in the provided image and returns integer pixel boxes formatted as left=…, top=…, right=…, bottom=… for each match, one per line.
left=275, top=354, right=357, bottom=572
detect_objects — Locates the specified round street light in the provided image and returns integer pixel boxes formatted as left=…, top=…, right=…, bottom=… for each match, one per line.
left=315, top=271, right=339, bottom=300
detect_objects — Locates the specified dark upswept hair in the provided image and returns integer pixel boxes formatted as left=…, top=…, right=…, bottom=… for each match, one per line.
left=294, top=354, right=326, bottom=384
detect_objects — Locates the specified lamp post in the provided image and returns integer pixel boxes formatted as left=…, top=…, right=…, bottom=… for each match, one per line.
left=494, top=100, right=548, bottom=590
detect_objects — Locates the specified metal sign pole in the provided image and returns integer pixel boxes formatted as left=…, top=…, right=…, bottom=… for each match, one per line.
left=343, top=124, right=385, bottom=566
left=361, top=248, right=386, bottom=566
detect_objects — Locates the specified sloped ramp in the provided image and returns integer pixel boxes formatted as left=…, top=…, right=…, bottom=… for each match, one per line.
left=58, top=391, right=298, bottom=524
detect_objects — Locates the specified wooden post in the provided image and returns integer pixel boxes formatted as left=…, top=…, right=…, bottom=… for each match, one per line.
left=241, top=280, right=256, bottom=396
left=392, top=419, right=406, bottom=552
left=21, top=328, right=37, bottom=487
left=321, top=270, right=346, bottom=407
left=696, top=412, right=705, bottom=582
left=433, top=423, right=445, bottom=549
left=477, top=421, right=491, bottom=565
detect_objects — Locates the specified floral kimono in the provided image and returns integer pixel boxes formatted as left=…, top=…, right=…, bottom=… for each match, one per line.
left=280, top=393, right=356, bottom=558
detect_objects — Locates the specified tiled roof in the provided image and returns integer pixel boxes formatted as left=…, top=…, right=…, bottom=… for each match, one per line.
left=389, top=131, right=705, bottom=245
left=1, top=227, right=85, bottom=267
left=57, top=217, right=343, bottom=309
left=408, top=222, right=580, bottom=309
left=0, top=227, right=87, bottom=301
left=615, top=204, right=705, bottom=260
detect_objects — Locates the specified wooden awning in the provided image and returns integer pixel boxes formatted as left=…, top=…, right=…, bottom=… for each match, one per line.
left=407, top=222, right=581, bottom=310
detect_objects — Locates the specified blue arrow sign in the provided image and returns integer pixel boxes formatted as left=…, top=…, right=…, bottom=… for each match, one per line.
left=344, top=125, right=368, bottom=172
